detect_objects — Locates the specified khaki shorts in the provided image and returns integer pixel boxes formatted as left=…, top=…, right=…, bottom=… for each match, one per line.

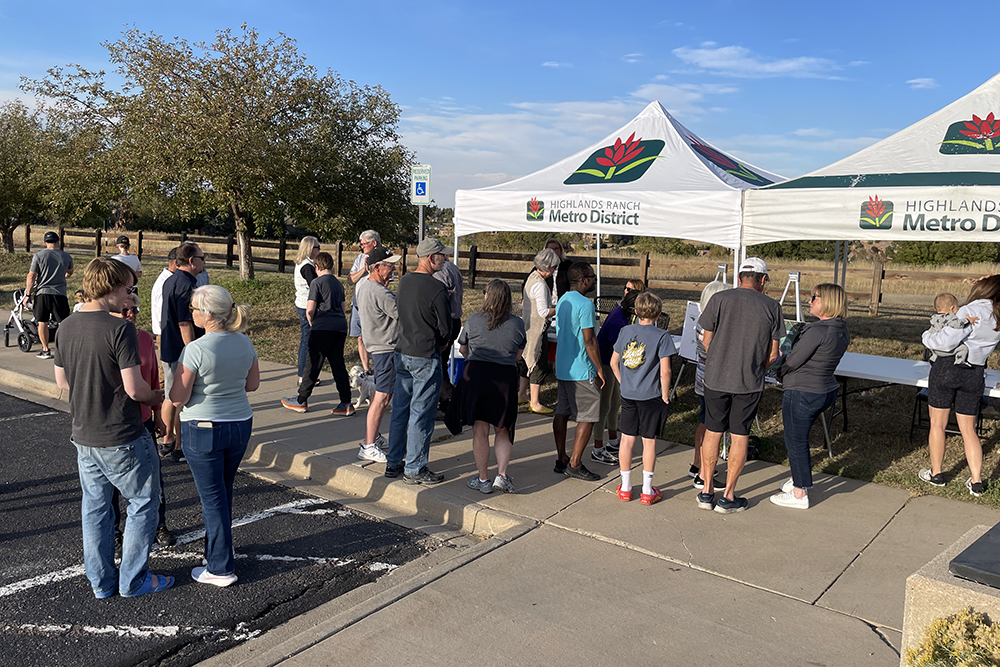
left=556, top=379, right=602, bottom=423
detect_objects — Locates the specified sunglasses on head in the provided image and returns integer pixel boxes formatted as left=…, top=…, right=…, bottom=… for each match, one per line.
left=126, top=286, right=138, bottom=294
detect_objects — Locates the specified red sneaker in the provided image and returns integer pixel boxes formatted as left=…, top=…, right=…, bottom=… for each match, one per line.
left=640, top=487, right=662, bottom=506
left=616, top=484, right=633, bottom=502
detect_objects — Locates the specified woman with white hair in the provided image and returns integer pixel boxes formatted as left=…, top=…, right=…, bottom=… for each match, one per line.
left=170, top=285, right=260, bottom=587
left=519, top=248, right=560, bottom=414
left=293, top=236, right=321, bottom=385
left=688, top=279, right=732, bottom=490
left=349, top=230, right=381, bottom=374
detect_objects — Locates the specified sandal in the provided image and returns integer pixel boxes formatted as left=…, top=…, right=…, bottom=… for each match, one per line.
left=640, top=487, right=662, bottom=506
left=616, top=484, right=633, bottom=502
left=123, top=572, right=175, bottom=597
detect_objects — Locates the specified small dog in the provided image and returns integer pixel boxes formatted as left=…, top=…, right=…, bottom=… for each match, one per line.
left=349, top=365, right=376, bottom=408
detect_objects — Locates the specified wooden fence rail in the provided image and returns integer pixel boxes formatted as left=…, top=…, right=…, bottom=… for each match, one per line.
left=16, top=225, right=971, bottom=315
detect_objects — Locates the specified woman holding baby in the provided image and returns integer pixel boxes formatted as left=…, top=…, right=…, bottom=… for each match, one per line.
left=920, top=275, right=1000, bottom=497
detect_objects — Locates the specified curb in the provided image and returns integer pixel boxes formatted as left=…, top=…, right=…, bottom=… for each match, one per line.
left=0, top=366, right=66, bottom=402
left=244, top=438, right=530, bottom=538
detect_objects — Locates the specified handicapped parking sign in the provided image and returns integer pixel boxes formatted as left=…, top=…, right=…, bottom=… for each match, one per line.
left=410, top=165, right=432, bottom=205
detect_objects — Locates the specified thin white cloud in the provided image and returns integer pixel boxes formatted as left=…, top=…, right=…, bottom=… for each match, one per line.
left=622, top=53, right=643, bottom=64
left=542, top=61, right=573, bottom=68
left=849, top=61, right=869, bottom=67
left=672, top=45, right=842, bottom=79
left=792, top=127, right=835, bottom=138
left=906, top=77, right=938, bottom=89
left=0, top=89, right=38, bottom=107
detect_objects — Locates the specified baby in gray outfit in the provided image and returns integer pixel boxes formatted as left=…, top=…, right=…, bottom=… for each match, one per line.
left=925, top=293, right=971, bottom=365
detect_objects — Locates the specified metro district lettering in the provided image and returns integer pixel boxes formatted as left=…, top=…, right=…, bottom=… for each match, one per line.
left=903, top=213, right=1000, bottom=232
left=549, top=209, right=640, bottom=226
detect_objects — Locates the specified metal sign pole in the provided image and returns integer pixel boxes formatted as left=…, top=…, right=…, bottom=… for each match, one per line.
left=418, top=205, right=424, bottom=241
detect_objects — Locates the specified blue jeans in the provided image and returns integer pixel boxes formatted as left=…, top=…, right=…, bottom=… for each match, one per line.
left=388, top=353, right=442, bottom=475
left=75, top=431, right=160, bottom=597
left=296, top=306, right=310, bottom=378
left=181, top=417, right=253, bottom=576
left=782, top=388, right=838, bottom=489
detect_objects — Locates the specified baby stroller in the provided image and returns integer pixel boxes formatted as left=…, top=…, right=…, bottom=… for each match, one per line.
left=4, top=289, right=57, bottom=353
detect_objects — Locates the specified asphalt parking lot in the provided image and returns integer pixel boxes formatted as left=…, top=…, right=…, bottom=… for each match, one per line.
left=0, top=391, right=428, bottom=667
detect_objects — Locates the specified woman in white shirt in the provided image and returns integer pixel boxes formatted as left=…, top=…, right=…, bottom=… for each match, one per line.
left=921, top=275, right=1000, bottom=497
left=293, top=237, right=320, bottom=384
left=518, top=248, right=560, bottom=414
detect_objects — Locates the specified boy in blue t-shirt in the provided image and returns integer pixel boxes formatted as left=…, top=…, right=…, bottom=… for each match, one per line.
left=610, top=292, right=676, bottom=505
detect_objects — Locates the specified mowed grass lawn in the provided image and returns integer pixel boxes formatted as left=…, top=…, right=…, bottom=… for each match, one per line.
left=3, top=250, right=1000, bottom=509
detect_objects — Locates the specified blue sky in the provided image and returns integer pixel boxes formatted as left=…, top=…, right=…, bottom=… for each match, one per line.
left=1, top=0, right=997, bottom=207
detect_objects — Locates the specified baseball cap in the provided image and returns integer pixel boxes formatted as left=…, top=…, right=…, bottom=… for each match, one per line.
left=739, top=257, right=768, bottom=276
left=43, top=231, right=59, bottom=243
left=115, top=235, right=130, bottom=245
left=416, top=238, right=453, bottom=258
left=367, top=246, right=402, bottom=265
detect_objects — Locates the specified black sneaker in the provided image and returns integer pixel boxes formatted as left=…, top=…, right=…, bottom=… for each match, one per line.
left=590, top=448, right=619, bottom=465
left=714, top=496, right=749, bottom=514
left=155, top=526, right=176, bottom=547
left=158, top=441, right=175, bottom=458
left=404, top=466, right=445, bottom=485
left=553, top=459, right=568, bottom=474
left=918, top=468, right=945, bottom=487
left=693, top=474, right=722, bottom=490
left=114, top=533, right=123, bottom=559
left=167, top=449, right=185, bottom=463
left=967, top=477, right=985, bottom=497
left=688, top=465, right=700, bottom=479
left=36, top=350, right=53, bottom=360
left=384, top=465, right=404, bottom=479
left=604, top=441, right=619, bottom=455
left=696, top=492, right=715, bottom=510
left=564, top=463, right=601, bottom=481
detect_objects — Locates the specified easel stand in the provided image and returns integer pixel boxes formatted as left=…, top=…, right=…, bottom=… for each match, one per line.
left=778, top=271, right=803, bottom=322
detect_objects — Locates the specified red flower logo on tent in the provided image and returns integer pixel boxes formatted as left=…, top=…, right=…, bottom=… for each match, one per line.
left=595, top=133, right=645, bottom=178
left=940, top=111, right=1000, bottom=154
left=526, top=197, right=545, bottom=221
left=688, top=138, right=772, bottom=185
left=959, top=113, right=1000, bottom=150
left=859, top=195, right=893, bottom=230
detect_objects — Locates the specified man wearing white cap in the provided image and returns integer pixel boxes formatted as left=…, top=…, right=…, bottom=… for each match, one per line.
left=696, top=257, right=783, bottom=514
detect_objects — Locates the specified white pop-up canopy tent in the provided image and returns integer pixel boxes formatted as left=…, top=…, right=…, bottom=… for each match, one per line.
left=454, top=101, right=784, bottom=252
left=743, top=73, right=1000, bottom=246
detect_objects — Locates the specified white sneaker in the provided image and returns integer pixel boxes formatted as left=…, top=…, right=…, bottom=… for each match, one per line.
left=358, top=443, right=387, bottom=463
left=770, top=491, right=809, bottom=510
left=780, top=478, right=794, bottom=494
left=492, top=474, right=516, bottom=494
left=191, top=566, right=238, bottom=587
left=374, top=433, right=389, bottom=452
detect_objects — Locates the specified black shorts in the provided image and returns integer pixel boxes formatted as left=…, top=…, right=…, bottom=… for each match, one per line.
left=34, top=294, right=70, bottom=324
left=703, top=387, right=762, bottom=437
left=620, top=397, right=671, bottom=439
left=928, top=357, right=984, bottom=416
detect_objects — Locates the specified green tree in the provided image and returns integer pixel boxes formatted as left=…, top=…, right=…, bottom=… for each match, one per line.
left=892, top=241, right=999, bottom=265
left=0, top=101, right=47, bottom=252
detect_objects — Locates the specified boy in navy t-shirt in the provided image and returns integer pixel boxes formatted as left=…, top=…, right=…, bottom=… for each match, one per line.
left=610, top=292, right=676, bottom=505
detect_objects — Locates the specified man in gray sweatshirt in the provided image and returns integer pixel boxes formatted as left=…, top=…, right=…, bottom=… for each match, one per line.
left=356, top=246, right=402, bottom=463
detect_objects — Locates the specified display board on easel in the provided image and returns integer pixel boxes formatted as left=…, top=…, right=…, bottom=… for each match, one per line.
left=679, top=301, right=700, bottom=362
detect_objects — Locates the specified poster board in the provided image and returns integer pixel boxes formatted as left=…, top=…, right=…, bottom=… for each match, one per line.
left=679, top=301, right=700, bottom=361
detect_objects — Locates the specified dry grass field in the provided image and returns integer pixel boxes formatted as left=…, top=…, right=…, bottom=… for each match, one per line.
left=4, top=241, right=1000, bottom=509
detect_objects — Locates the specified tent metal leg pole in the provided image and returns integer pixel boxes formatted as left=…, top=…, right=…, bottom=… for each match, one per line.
left=833, top=241, right=840, bottom=284
left=596, top=234, right=602, bottom=303
left=840, top=243, right=848, bottom=287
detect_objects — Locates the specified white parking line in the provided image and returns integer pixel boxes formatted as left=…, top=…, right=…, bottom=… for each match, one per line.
left=0, top=498, right=334, bottom=598
left=0, top=411, right=59, bottom=423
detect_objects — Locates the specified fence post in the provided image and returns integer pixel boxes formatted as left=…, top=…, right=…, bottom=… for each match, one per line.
left=335, top=240, right=344, bottom=277
left=180, top=231, right=188, bottom=245
left=468, top=245, right=478, bottom=288
left=399, top=246, right=407, bottom=277
left=226, top=235, right=235, bottom=268
left=640, top=251, right=649, bottom=286
left=278, top=237, right=287, bottom=273
left=94, top=229, right=102, bottom=257
left=58, top=225, right=64, bottom=250
left=136, top=230, right=143, bottom=260
left=24, top=224, right=30, bottom=252
left=868, top=261, right=884, bottom=317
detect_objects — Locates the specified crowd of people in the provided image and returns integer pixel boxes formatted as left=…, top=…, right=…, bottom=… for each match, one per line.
left=24, top=228, right=996, bottom=598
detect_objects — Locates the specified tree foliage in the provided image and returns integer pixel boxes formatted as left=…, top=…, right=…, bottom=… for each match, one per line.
left=0, top=101, right=47, bottom=252
left=752, top=240, right=835, bottom=261
left=632, top=236, right=698, bottom=257
left=23, top=25, right=414, bottom=279
left=891, top=241, right=999, bottom=265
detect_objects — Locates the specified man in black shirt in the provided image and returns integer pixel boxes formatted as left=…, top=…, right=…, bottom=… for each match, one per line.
left=386, top=238, right=452, bottom=484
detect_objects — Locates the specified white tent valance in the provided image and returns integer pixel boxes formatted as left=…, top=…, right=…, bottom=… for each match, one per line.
left=455, top=101, right=783, bottom=250
left=743, top=73, right=1000, bottom=246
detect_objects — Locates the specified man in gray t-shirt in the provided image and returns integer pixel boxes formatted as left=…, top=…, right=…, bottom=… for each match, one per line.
left=23, top=231, right=74, bottom=359
left=695, top=257, right=783, bottom=514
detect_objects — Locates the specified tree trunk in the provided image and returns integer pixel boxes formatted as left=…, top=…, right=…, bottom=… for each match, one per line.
left=0, top=221, right=15, bottom=253
left=231, top=199, right=255, bottom=280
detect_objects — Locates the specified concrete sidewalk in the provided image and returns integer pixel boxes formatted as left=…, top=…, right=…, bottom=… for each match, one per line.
left=3, top=316, right=996, bottom=665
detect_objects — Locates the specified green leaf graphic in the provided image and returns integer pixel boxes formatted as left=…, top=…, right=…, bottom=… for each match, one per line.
left=941, top=140, right=986, bottom=148
left=616, top=155, right=663, bottom=175
left=571, top=169, right=607, bottom=177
